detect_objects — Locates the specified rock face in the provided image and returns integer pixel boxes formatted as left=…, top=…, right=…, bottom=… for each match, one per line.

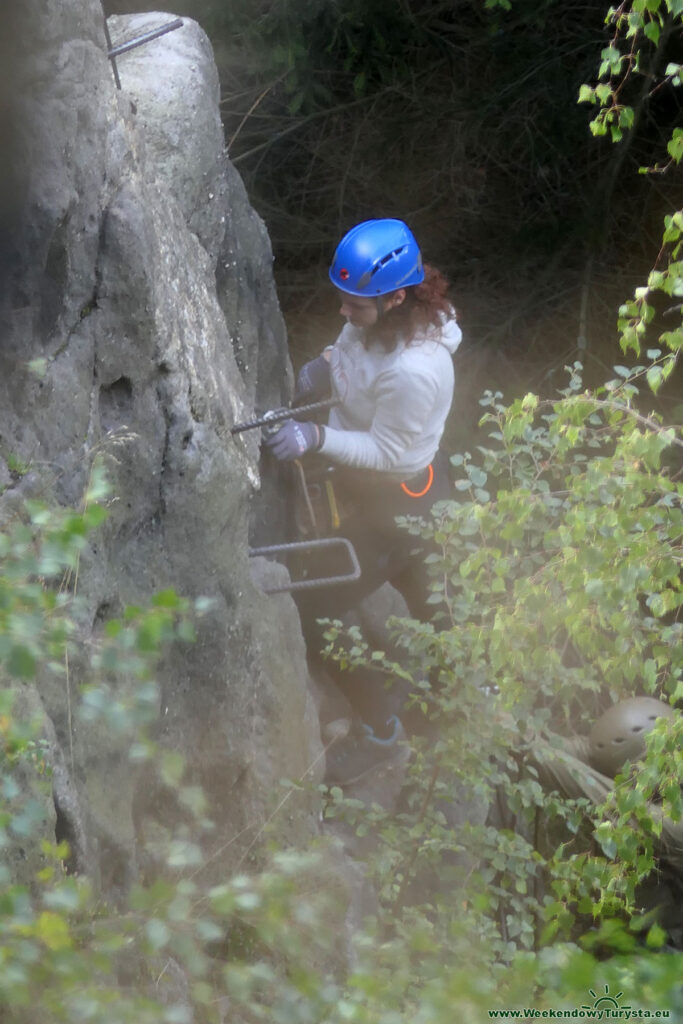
left=0, top=2, right=321, bottom=888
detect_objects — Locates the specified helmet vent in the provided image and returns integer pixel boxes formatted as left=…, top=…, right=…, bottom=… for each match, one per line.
left=361, top=247, right=407, bottom=288
left=378, top=247, right=405, bottom=269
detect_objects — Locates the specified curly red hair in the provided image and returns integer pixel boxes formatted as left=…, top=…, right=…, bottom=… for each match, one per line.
left=367, top=264, right=455, bottom=351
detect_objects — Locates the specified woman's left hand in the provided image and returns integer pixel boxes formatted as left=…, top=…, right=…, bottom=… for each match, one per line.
left=295, top=354, right=331, bottom=403
left=264, top=420, right=322, bottom=460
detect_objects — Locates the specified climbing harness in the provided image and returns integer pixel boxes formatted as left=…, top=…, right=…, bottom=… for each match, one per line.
left=291, top=459, right=345, bottom=537
left=400, top=463, right=434, bottom=499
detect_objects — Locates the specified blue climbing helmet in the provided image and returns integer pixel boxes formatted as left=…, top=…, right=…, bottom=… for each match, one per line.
left=329, top=219, right=424, bottom=297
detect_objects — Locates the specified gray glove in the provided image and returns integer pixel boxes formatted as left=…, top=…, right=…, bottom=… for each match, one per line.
left=264, top=419, right=323, bottom=461
left=295, top=355, right=331, bottom=403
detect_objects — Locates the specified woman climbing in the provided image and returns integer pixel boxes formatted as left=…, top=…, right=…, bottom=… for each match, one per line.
left=264, top=218, right=462, bottom=781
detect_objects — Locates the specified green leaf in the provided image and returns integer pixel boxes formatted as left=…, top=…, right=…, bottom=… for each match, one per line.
left=85, top=462, right=110, bottom=502
left=600, top=46, right=622, bottom=73
left=209, top=885, right=236, bottom=916
left=82, top=503, right=108, bottom=529
left=663, top=215, right=682, bottom=244
left=164, top=1007, right=193, bottom=1024
left=468, top=466, right=488, bottom=488
left=7, top=645, right=37, bottom=680
left=667, top=128, right=683, bottom=163
left=152, top=589, right=182, bottom=608
left=585, top=579, right=604, bottom=598
left=166, top=840, right=203, bottom=868
left=619, top=106, right=634, bottom=130
left=646, top=365, right=663, bottom=393
left=645, top=922, right=667, bottom=948
left=644, top=20, right=660, bottom=43
left=35, top=911, right=72, bottom=951
left=43, top=883, right=82, bottom=912
left=146, top=918, right=170, bottom=951
left=235, top=890, right=261, bottom=911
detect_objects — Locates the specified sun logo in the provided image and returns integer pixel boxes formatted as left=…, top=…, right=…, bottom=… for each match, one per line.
left=582, top=984, right=632, bottom=1011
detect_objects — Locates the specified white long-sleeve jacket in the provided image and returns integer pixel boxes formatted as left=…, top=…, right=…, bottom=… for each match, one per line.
left=319, top=313, right=462, bottom=480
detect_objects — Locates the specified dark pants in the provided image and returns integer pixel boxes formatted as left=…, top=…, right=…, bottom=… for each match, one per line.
left=295, top=452, right=451, bottom=733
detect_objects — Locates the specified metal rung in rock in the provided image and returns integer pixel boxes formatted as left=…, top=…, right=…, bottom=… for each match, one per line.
left=249, top=537, right=361, bottom=594
left=104, top=17, right=184, bottom=90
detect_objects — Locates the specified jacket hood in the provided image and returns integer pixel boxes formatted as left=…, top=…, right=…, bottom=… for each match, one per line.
left=437, top=312, right=463, bottom=354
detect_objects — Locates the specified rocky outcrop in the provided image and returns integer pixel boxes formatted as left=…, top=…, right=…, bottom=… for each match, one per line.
left=0, top=3, right=321, bottom=888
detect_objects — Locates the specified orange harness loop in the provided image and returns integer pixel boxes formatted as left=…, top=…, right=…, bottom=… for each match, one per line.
left=400, top=463, right=434, bottom=499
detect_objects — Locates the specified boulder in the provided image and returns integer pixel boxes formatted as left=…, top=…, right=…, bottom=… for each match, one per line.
left=0, top=2, right=321, bottom=889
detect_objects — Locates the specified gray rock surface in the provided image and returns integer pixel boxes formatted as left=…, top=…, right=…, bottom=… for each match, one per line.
left=0, top=2, right=321, bottom=888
